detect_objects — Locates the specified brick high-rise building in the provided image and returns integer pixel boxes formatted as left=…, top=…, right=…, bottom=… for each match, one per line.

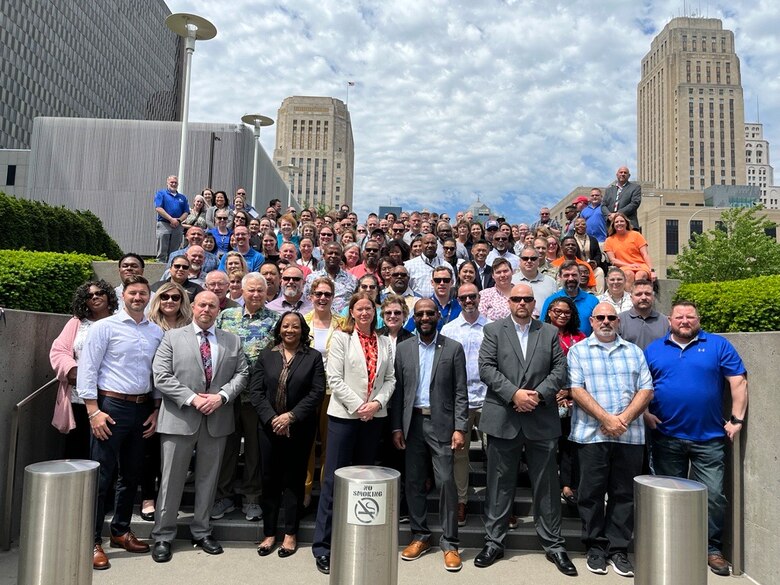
left=637, top=17, right=746, bottom=191
left=273, top=96, right=354, bottom=211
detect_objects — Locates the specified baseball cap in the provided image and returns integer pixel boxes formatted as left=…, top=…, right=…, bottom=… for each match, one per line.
left=573, top=196, right=589, bottom=205
left=485, top=220, right=499, bottom=231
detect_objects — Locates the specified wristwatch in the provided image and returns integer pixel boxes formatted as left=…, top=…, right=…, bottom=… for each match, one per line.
left=729, top=415, right=744, bottom=425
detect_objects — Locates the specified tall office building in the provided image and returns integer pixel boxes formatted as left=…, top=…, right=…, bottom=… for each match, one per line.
left=0, top=0, right=182, bottom=150
left=273, top=96, right=354, bottom=211
left=637, top=17, right=746, bottom=192
left=745, top=122, right=779, bottom=207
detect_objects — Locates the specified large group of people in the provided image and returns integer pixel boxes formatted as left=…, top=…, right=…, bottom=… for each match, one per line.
left=48, top=168, right=747, bottom=578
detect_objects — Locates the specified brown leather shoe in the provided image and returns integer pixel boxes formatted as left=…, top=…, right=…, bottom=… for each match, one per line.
left=93, top=544, right=110, bottom=570
left=508, top=514, right=518, bottom=529
left=457, top=503, right=467, bottom=527
left=708, top=553, right=730, bottom=576
left=444, top=550, right=463, bottom=572
left=110, top=531, right=150, bottom=553
left=401, top=540, right=431, bottom=561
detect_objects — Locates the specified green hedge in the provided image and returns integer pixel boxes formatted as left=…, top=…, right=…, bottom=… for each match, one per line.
left=674, top=275, right=780, bottom=332
left=0, top=193, right=122, bottom=259
left=0, top=250, right=102, bottom=314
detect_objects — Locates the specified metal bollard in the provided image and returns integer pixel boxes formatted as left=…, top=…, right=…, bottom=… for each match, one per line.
left=331, top=466, right=400, bottom=585
left=634, top=475, right=708, bottom=585
left=18, top=460, right=100, bottom=585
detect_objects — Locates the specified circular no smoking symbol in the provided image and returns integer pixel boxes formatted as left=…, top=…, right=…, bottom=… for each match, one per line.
left=353, top=497, right=380, bottom=523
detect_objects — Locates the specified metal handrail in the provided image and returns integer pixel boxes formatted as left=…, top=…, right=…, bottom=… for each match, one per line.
left=732, top=429, right=743, bottom=576
left=1, top=378, right=58, bottom=551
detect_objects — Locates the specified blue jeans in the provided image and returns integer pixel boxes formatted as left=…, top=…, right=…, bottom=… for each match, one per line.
left=651, top=431, right=726, bottom=554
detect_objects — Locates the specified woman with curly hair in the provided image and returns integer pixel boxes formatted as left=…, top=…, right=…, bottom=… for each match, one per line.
left=49, top=280, right=118, bottom=459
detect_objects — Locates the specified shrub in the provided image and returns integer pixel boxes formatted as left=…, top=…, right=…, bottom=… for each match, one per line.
left=0, top=250, right=101, bottom=314
left=0, top=193, right=122, bottom=259
left=674, top=275, right=780, bottom=332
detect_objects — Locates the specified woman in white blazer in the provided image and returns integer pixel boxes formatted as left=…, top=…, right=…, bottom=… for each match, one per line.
left=311, top=291, right=396, bottom=574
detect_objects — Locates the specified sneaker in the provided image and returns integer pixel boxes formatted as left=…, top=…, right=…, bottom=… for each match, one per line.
left=609, top=552, right=634, bottom=577
left=457, top=503, right=467, bottom=527
left=586, top=552, right=608, bottom=575
left=243, top=503, right=262, bottom=521
left=211, top=497, right=235, bottom=520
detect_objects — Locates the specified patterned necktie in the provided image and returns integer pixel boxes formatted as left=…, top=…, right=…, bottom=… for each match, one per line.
left=200, top=331, right=212, bottom=389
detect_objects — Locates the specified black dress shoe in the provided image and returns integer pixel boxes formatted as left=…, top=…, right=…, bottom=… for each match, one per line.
left=140, top=511, right=155, bottom=522
left=152, top=541, right=172, bottom=563
left=474, top=544, right=504, bottom=568
left=315, top=555, right=330, bottom=574
left=191, top=535, right=223, bottom=555
left=546, top=551, right=578, bottom=576
left=278, top=545, right=297, bottom=558
left=257, top=542, right=275, bottom=556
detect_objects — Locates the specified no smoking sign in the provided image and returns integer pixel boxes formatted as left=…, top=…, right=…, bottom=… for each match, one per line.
left=347, top=483, right=387, bottom=525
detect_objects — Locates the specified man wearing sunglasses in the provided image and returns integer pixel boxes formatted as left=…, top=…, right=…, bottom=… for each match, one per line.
left=566, top=303, right=654, bottom=577
left=511, top=245, right=557, bottom=318
left=475, top=284, right=576, bottom=576
left=429, top=266, right=460, bottom=332
left=486, top=230, right=520, bottom=271
left=151, top=257, right=203, bottom=303
left=266, top=266, right=312, bottom=315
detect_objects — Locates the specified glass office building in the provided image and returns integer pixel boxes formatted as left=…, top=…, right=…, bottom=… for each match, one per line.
left=0, top=0, right=182, bottom=149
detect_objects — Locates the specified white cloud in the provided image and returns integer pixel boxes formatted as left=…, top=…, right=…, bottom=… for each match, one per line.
left=169, top=0, right=780, bottom=222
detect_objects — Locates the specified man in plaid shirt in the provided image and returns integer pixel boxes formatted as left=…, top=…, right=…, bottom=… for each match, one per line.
left=566, top=302, right=653, bottom=578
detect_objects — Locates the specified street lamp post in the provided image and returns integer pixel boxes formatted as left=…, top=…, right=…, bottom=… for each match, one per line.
left=165, top=13, right=217, bottom=194
left=278, top=164, right=303, bottom=210
left=241, top=114, right=274, bottom=212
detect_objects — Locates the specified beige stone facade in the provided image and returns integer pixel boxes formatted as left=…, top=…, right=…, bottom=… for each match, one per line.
left=273, top=96, right=354, bottom=211
left=637, top=18, right=746, bottom=192
left=745, top=122, right=779, bottom=207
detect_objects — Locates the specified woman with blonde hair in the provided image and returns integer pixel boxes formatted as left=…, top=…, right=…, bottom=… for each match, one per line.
left=224, top=251, right=249, bottom=275
left=147, top=282, right=192, bottom=331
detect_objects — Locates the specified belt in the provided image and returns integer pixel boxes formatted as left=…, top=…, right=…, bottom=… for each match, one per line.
left=98, top=390, right=151, bottom=404
left=413, top=407, right=431, bottom=416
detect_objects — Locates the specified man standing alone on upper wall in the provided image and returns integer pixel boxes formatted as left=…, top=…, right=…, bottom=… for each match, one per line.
left=155, top=175, right=190, bottom=263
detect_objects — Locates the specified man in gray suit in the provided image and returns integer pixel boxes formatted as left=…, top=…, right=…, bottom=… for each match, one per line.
left=475, top=284, right=577, bottom=576
left=602, top=166, right=642, bottom=230
left=391, top=299, right=469, bottom=572
left=150, top=291, right=249, bottom=562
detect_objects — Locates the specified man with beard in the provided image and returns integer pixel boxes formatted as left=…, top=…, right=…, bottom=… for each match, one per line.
left=486, top=230, right=520, bottom=271
left=349, top=240, right=382, bottom=284
left=266, top=265, right=313, bottom=315
left=260, top=262, right=281, bottom=302
left=405, top=233, right=445, bottom=299
left=392, top=299, right=468, bottom=572
left=304, top=242, right=357, bottom=312
left=540, top=261, right=599, bottom=336
left=567, top=303, right=653, bottom=577
left=644, top=301, right=747, bottom=577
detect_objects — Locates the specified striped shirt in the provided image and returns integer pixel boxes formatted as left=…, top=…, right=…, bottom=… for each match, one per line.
left=567, top=334, right=653, bottom=445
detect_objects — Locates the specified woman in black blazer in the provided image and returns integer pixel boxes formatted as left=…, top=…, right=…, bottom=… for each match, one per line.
left=249, top=311, right=325, bottom=558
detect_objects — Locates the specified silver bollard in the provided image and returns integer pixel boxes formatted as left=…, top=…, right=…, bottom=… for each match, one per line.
left=18, top=460, right=100, bottom=585
left=634, top=475, right=708, bottom=585
left=331, top=466, right=400, bottom=585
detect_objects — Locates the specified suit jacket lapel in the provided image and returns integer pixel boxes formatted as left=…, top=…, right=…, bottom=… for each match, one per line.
left=406, top=341, right=419, bottom=404
left=524, top=321, right=541, bottom=367
left=503, top=318, right=526, bottom=366
left=430, top=336, right=443, bottom=388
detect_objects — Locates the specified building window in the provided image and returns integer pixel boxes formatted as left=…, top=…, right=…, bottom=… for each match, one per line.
left=666, top=219, right=679, bottom=255
left=690, top=220, right=703, bottom=239
left=5, top=165, right=16, bottom=186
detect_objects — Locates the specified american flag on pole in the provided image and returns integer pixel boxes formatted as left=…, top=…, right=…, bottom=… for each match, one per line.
left=347, top=81, right=355, bottom=86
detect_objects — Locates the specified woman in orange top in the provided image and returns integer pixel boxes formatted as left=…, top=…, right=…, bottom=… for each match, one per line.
left=604, top=212, right=654, bottom=288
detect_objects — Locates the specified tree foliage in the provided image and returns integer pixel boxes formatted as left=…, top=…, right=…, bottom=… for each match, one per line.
left=668, top=205, right=780, bottom=283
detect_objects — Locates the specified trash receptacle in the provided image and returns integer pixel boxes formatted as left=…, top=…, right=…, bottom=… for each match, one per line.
left=634, top=475, right=708, bottom=585
left=18, top=460, right=100, bottom=585
left=331, top=466, right=400, bottom=585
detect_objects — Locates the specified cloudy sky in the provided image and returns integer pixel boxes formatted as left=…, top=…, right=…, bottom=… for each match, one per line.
left=168, top=0, right=780, bottom=222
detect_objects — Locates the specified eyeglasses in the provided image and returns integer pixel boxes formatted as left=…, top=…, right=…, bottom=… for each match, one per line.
left=442, top=246, right=456, bottom=251
left=509, top=296, right=535, bottom=303
left=87, top=290, right=108, bottom=299
left=360, top=284, right=377, bottom=290
left=520, top=256, right=538, bottom=262
left=458, top=293, right=477, bottom=302
left=383, top=309, right=404, bottom=317
left=216, top=216, right=228, bottom=221
left=312, top=291, right=333, bottom=298
left=159, top=293, right=182, bottom=302
left=281, top=276, right=302, bottom=282
left=433, top=277, right=452, bottom=284
left=172, top=264, right=190, bottom=270
left=414, top=310, right=437, bottom=317
left=550, top=309, right=572, bottom=317
left=392, top=272, right=409, bottom=278
left=592, top=314, right=618, bottom=322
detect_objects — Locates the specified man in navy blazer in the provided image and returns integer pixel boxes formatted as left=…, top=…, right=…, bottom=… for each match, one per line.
left=474, top=284, right=577, bottom=576
left=150, top=291, right=248, bottom=562
left=392, top=298, right=469, bottom=572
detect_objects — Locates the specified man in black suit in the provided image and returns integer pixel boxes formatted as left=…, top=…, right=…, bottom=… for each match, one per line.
left=471, top=240, right=494, bottom=290
left=392, top=299, right=469, bottom=572
left=602, top=166, right=642, bottom=230
left=475, top=284, right=577, bottom=576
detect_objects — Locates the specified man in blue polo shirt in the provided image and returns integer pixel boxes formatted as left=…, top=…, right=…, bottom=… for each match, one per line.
left=540, top=260, right=599, bottom=335
left=154, top=175, right=189, bottom=263
left=644, top=300, right=748, bottom=577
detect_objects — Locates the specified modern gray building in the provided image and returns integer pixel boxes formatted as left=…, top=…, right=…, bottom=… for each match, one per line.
left=0, top=0, right=182, bottom=150
left=24, top=117, right=289, bottom=257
